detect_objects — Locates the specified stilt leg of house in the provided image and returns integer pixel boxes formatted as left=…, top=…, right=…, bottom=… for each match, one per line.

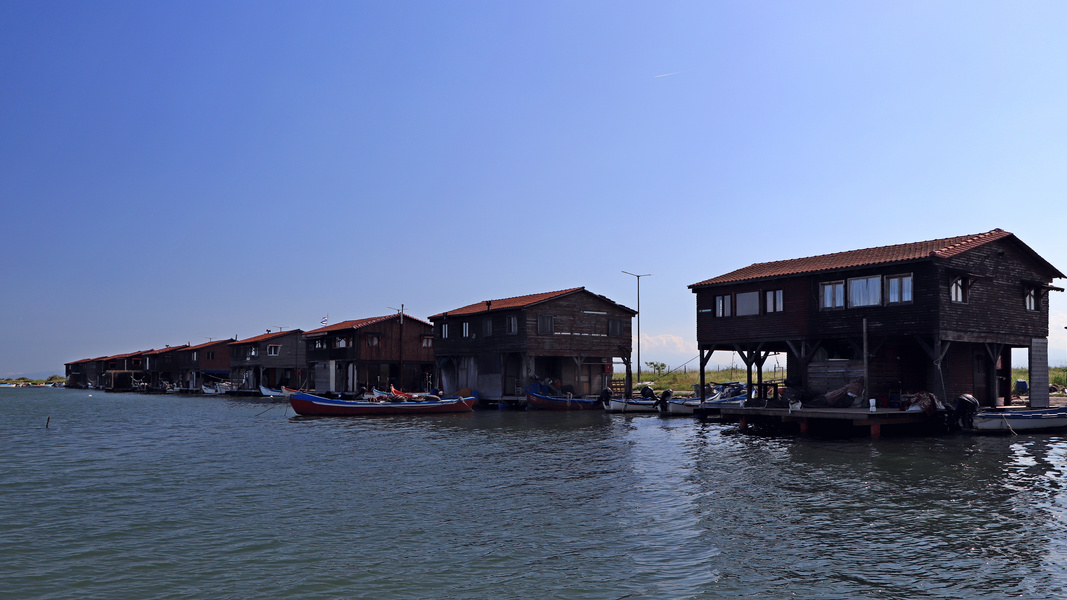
left=870, top=422, right=881, bottom=439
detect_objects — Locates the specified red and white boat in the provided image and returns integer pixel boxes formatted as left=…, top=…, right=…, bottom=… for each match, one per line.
left=287, top=388, right=476, bottom=416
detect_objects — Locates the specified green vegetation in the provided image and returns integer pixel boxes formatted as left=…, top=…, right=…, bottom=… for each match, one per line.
left=0, top=375, right=64, bottom=385
left=614, top=366, right=1067, bottom=395
left=617, top=366, right=779, bottom=395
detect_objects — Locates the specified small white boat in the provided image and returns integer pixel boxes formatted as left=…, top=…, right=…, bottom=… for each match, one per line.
left=260, top=384, right=285, bottom=397
left=971, top=407, right=1067, bottom=433
left=664, top=397, right=703, bottom=415
left=605, top=398, right=658, bottom=413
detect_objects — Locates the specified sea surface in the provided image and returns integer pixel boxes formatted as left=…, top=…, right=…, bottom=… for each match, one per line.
left=4, top=387, right=1067, bottom=599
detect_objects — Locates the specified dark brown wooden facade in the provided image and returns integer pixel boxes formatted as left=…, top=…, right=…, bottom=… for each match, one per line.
left=64, top=356, right=107, bottom=388
left=229, top=330, right=306, bottom=391
left=174, top=339, right=234, bottom=391
left=689, top=229, right=1064, bottom=408
left=144, top=345, right=189, bottom=391
left=430, top=287, right=636, bottom=399
left=100, top=349, right=152, bottom=391
left=303, top=314, right=435, bottom=394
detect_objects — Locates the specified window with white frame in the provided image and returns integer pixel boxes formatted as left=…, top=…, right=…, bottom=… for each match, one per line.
left=366, top=334, right=379, bottom=347
left=950, top=277, right=968, bottom=303
left=735, top=291, right=759, bottom=316
left=820, top=281, right=845, bottom=309
left=765, top=289, right=784, bottom=313
left=506, top=315, right=518, bottom=335
left=441, top=323, right=449, bottom=339
left=1025, top=287, right=1037, bottom=311
left=462, top=322, right=470, bottom=338
left=886, top=274, right=913, bottom=304
left=267, top=345, right=280, bottom=357
left=421, top=336, right=433, bottom=348
left=714, top=295, right=731, bottom=317
left=848, top=276, right=882, bottom=307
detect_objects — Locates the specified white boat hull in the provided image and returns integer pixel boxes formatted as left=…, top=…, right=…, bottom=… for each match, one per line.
left=664, top=400, right=700, bottom=415
left=972, top=409, right=1067, bottom=432
left=606, top=398, right=657, bottom=413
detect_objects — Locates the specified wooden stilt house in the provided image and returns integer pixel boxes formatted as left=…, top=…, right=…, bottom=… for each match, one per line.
left=303, top=314, right=435, bottom=394
left=430, top=288, right=636, bottom=401
left=689, top=229, right=1064, bottom=408
left=229, top=330, right=306, bottom=393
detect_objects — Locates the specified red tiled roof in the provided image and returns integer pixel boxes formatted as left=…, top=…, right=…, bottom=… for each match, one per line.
left=67, top=356, right=108, bottom=365
left=431, top=288, right=586, bottom=318
left=689, top=229, right=1017, bottom=288
left=230, top=330, right=302, bottom=345
left=303, top=314, right=432, bottom=337
left=184, top=338, right=236, bottom=351
left=145, top=345, right=189, bottom=356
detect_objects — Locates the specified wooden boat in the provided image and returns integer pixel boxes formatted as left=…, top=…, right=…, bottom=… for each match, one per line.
left=662, top=397, right=703, bottom=416
left=525, top=385, right=604, bottom=411
left=260, top=384, right=285, bottom=397
left=202, top=384, right=222, bottom=395
left=287, top=389, right=476, bottom=416
left=605, top=397, right=658, bottom=413
left=971, top=407, right=1067, bottom=433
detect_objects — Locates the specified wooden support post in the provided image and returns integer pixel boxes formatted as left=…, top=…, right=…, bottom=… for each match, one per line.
left=870, top=422, right=881, bottom=439
left=799, top=419, right=809, bottom=435
left=739, top=416, right=748, bottom=431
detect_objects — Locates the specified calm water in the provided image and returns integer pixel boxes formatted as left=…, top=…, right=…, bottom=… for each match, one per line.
left=4, top=388, right=1067, bottom=599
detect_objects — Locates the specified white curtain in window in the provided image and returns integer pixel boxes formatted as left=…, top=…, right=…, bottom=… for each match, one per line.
left=849, top=276, right=881, bottom=307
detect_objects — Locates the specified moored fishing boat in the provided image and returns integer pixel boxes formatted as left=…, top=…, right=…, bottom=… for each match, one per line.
left=525, top=384, right=604, bottom=411
left=605, top=397, right=658, bottom=413
left=287, top=388, right=476, bottom=416
left=662, top=396, right=702, bottom=416
left=970, top=407, right=1067, bottom=433
left=260, top=384, right=285, bottom=397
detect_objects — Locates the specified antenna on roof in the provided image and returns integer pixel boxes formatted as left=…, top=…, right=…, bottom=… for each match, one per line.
left=388, top=304, right=405, bottom=324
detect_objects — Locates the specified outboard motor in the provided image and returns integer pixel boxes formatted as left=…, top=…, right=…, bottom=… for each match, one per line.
left=953, top=394, right=979, bottom=430
left=640, top=385, right=655, bottom=399
left=598, top=387, right=613, bottom=406
left=654, top=388, right=673, bottom=411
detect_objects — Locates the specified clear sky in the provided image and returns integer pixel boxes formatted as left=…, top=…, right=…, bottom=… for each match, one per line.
left=2, top=1, right=1066, bottom=378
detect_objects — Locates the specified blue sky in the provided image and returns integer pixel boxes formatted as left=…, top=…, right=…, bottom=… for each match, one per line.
left=2, top=1, right=1066, bottom=378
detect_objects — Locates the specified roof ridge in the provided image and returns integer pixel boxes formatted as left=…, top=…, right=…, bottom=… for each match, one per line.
left=689, top=229, right=1012, bottom=288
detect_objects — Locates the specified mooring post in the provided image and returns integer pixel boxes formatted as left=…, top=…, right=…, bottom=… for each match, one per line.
left=739, top=416, right=748, bottom=431
left=870, top=422, right=881, bottom=439
left=799, top=418, right=809, bottom=435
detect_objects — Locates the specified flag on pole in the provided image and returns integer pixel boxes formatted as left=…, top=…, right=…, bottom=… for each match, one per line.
left=321, top=316, right=328, bottom=326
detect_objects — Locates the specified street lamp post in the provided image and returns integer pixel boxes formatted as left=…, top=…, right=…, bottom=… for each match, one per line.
left=622, top=271, right=651, bottom=383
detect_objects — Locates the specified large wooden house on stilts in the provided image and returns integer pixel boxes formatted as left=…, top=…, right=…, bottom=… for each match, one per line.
left=430, top=288, right=636, bottom=403
left=303, top=314, right=435, bottom=395
left=690, top=229, right=1064, bottom=418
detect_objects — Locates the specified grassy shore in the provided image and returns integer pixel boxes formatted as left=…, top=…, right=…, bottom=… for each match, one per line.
left=616, top=366, right=1067, bottom=395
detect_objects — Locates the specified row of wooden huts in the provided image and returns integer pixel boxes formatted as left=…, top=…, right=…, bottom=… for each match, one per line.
left=66, top=229, right=1063, bottom=409
left=64, top=287, right=638, bottom=400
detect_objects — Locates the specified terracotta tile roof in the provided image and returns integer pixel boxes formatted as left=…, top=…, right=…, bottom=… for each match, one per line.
left=67, top=356, right=108, bottom=365
left=303, top=314, right=432, bottom=337
left=690, top=229, right=1017, bottom=288
left=230, top=330, right=302, bottom=345
left=184, top=339, right=236, bottom=351
left=145, top=345, right=189, bottom=356
left=431, top=288, right=586, bottom=318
